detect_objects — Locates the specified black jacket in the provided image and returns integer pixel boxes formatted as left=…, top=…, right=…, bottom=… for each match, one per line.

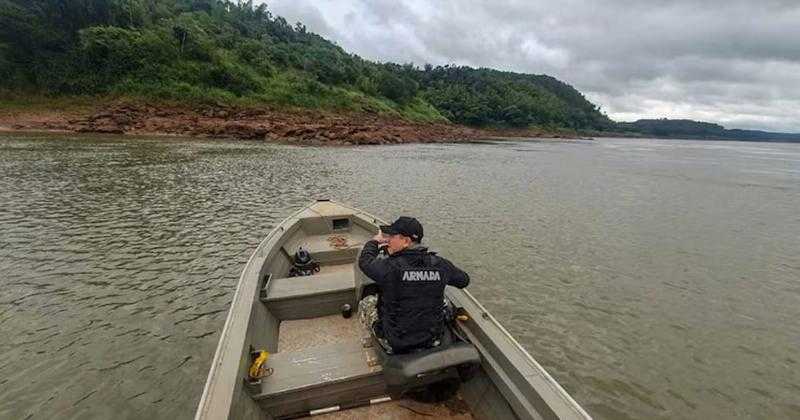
left=358, top=240, right=470, bottom=353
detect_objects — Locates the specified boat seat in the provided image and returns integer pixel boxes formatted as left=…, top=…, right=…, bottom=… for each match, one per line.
left=282, top=233, right=366, bottom=265
left=262, top=270, right=356, bottom=320
left=249, top=340, right=386, bottom=418
left=379, top=329, right=481, bottom=396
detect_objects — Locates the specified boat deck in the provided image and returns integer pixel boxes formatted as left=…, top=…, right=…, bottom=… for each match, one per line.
left=315, top=397, right=473, bottom=419
left=279, top=315, right=474, bottom=420
left=279, top=315, right=363, bottom=352
left=195, top=201, right=590, bottom=420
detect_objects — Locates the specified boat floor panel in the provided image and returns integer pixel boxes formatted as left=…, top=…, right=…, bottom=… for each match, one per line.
left=279, top=314, right=366, bottom=353
left=254, top=339, right=381, bottom=401
left=312, top=394, right=473, bottom=419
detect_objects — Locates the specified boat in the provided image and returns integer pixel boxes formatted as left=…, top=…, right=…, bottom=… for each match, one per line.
left=195, top=199, right=591, bottom=419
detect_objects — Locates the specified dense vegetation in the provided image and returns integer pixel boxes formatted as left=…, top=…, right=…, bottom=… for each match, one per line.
left=418, top=66, right=610, bottom=129
left=0, top=0, right=611, bottom=129
left=619, top=119, right=800, bottom=142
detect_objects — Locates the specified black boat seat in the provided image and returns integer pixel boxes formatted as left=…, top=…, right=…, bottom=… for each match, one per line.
left=382, top=342, right=480, bottom=388
left=379, top=329, right=481, bottom=395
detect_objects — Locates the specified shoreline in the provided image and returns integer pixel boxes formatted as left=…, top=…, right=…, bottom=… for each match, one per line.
left=0, top=101, right=585, bottom=145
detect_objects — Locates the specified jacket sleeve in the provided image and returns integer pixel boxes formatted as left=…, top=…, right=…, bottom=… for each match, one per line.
left=441, top=257, right=470, bottom=288
left=358, top=240, right=392, bottom=285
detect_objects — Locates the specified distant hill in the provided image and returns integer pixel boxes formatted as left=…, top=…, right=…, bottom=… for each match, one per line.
left=618, top=119, right=800, bottom=143
left=4, top=1, right=792, bottom=140
left=417, top=66, right=612, bottom=129
left=0, top=0, right=610, bottom=130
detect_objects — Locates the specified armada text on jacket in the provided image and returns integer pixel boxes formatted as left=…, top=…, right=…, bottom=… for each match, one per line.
left=358, top=240, right=470, bottom=354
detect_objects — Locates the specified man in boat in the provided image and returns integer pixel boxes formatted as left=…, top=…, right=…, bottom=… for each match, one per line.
left=358, top=216, right=470, bottom=354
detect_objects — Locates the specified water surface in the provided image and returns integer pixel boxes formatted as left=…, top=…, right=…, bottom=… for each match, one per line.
left=1, top=134, right=798, bottom=419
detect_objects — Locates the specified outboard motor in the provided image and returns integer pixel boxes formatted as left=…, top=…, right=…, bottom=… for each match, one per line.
left=288, top=247, right=320, bottom=277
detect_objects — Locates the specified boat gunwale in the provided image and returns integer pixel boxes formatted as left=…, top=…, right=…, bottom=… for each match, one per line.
left=194, top=203, right=309, bottom=420
left=195, top=199, right=591, bottom=420
left=447, top=287, right=592, bottom=419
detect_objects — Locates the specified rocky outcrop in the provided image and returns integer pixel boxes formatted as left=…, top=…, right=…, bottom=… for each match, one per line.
left=49, top=103, right=481, bottom=144
left=0, top=102, right=577, bottom=144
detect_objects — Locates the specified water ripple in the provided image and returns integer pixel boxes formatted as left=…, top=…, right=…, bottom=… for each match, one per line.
left=1, top=135, right=798, bottom=419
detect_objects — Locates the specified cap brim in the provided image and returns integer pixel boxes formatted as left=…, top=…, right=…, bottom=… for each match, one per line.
left=379, top=225, right=398, bottom=235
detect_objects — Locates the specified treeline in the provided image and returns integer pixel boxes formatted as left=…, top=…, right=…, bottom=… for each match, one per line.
left=620, top=119, right=727, bottom=137
left=418, top=66, right=611, bottom=129
left=619, top=119, right=800, bottom=142
left=0, top=0, right=610, bottom=129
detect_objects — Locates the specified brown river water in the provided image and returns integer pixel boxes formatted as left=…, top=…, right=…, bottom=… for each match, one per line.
left=1, top=134, right=798, bottom=419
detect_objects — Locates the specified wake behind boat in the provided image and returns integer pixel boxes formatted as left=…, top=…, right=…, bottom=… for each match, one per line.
left=195, top=200, right=591, bottom=419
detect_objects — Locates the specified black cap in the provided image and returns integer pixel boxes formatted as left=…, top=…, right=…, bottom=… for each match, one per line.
left=380, top=217, right=423, bottom=242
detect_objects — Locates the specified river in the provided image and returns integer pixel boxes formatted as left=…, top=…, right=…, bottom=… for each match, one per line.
left=1, top=134, right=798, bottom=419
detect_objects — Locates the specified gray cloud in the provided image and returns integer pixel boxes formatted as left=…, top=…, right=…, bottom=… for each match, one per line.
left=267, top=0, right=800, bottom=132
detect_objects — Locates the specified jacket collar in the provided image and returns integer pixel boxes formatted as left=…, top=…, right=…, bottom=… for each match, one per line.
left=391, top=242, right=428, bottom=256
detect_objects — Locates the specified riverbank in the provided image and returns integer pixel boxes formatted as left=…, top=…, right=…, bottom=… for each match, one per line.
left=0, top=99, right=583, bottom=145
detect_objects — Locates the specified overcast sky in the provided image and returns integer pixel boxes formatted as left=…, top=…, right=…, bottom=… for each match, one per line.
left=266, top=0, right=800, bottom=132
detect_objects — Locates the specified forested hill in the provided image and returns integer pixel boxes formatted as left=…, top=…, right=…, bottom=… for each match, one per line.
left=419, top=67, right=610, bottom=129
left=619, top=119, right=800, bottom=142
left=0, top=0, right=611, bottom=130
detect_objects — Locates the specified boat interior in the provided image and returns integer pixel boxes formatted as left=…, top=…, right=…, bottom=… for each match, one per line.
left=196, top=200, right=591, bottom=420
left=251, top=202, right=476, bottom=418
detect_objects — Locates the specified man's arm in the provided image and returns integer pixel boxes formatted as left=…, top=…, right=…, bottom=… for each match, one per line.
left=441, top=258, right=470, bottom=288
left=358, top=240, right=391, bottom=284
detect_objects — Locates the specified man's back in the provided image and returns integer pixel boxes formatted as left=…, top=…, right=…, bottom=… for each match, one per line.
left=359, top=241, right=469, bottom=353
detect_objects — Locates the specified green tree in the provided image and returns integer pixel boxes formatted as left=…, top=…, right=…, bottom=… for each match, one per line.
left=0, top=0, right=610, bottom=129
